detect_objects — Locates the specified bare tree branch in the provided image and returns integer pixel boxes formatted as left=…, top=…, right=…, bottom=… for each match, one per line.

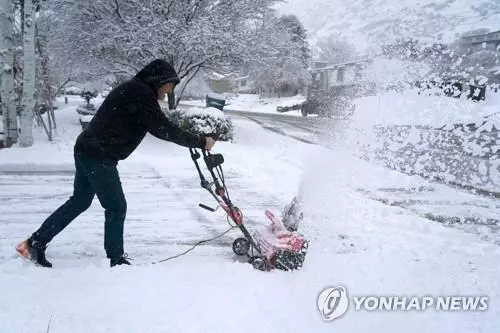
left=114, top=0, right=125, bottom=22
left=175, top=66, right=201, bottom=107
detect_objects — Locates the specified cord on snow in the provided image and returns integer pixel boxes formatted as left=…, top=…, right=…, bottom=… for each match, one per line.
left=151, top=226, right=237, bottom=265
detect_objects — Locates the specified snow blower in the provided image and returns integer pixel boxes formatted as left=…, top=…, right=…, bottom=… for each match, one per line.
left=189, top=148, right=308, bottom=271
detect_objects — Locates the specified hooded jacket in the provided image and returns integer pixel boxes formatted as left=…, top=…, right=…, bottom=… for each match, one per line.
left=74, top=59, right=205, bottom=161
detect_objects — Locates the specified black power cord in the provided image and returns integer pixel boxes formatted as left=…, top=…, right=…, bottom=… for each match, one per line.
left=151, top=148, right=242, bottom=266
left=151, top=226, right=237, bottom=265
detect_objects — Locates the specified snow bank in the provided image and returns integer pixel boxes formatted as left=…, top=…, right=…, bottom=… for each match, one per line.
left=0, top=97, right=83, bottom=165
left=339, top=90, right=499, bottom=192
left=351, top=89, right=500, bottom=128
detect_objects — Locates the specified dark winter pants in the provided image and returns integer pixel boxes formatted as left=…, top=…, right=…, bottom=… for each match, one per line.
left=32, top=152, right=127, bottom=259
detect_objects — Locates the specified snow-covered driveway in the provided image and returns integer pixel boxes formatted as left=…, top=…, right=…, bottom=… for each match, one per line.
left=1, top=101, right=499, bottom=333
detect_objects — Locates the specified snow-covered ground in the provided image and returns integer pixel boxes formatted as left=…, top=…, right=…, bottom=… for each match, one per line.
left=352, top=89, right=500, bottom=128
left=1, top=95, right=499, bottom=332
left=183, top=93, right=306, bottom=116
left=345, top=90, right=500, bottom=193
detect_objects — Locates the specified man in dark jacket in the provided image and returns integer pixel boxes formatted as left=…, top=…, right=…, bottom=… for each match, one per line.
left=16, top=59, right=215, bottom=268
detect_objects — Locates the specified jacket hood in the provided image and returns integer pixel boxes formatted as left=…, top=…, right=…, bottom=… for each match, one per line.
left=134, top=59, right=180, bottom=94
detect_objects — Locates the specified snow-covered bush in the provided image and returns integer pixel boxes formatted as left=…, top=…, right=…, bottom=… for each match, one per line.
left=76, top=103, right=97, bottom=116
left=164, top=106, right=234, bottom=142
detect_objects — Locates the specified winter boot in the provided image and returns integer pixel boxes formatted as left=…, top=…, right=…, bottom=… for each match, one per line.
left=110, top=253, right=132, bottom=267
left=16, top=237, right=53, bottom=268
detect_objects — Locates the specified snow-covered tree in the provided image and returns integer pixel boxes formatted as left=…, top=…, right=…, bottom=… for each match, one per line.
left=247, top=13, right=312, bottom=96
left=314, top=34, right=358, bottom=65
left=38, top=0, right=286, bottom=104
left=19, top=0, right=36, bottom=147
left=425, top=32, right=500, bottom=85
left=278, top=14, right=310, bottom=68
left=382, top=37, right=421, bottom=61
left=0, top=0, right=18, bottom=147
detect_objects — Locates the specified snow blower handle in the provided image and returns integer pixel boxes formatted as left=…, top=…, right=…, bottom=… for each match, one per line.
left=189, top=147, right=226, bottom=199
left=189, top=147, right=240, bottom=220
left=203, top=151, right=224, bottom=170
left=202, top=150, right=226, bottom=197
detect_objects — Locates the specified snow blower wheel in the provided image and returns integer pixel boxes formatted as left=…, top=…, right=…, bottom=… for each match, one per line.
left=232, top=238, right=250, bottom=256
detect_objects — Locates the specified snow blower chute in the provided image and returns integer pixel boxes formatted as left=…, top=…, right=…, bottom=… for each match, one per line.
left=189, top=148, right=308, bottom=271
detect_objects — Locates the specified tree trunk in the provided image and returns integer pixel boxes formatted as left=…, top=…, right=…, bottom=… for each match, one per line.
left=167, top=92, right=176, bottom=110
left=174, top=67, right=201, bottom=109
left=36, top=25, right=57, bottom=137
left=0, top=0, right=18, bottom=147
left=19, top=0, right=36, bottom=147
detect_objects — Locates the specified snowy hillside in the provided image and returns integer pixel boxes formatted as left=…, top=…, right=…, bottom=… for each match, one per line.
left=277, top=0, right=500, bottom=50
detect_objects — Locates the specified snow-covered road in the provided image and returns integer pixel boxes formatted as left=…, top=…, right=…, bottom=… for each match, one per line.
left=1, top=98, right=499, bottom=333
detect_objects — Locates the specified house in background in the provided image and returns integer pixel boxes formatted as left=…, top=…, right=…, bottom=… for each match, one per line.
left=233, top=75, right=257, bottom=94
left=207, top=73, right=257, bottom=94
left=308, top=58, right=376, bottom=97
left=207, top=71, right=301, bottom=97
left=207, top=72, right=232, bottom=93
left=460, top=30, right=500, bottom=52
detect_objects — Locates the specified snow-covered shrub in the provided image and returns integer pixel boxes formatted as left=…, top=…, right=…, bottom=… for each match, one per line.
left=165, top=106, right=234, bottom=142
left=76, top=103, right=97, bottom=116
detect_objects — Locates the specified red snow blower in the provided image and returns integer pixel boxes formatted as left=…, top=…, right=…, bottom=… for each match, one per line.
left=189, top=148, right=308, bottom=271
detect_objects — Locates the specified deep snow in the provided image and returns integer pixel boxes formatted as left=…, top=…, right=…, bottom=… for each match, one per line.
left=0, top=95, right=499, bottom=333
